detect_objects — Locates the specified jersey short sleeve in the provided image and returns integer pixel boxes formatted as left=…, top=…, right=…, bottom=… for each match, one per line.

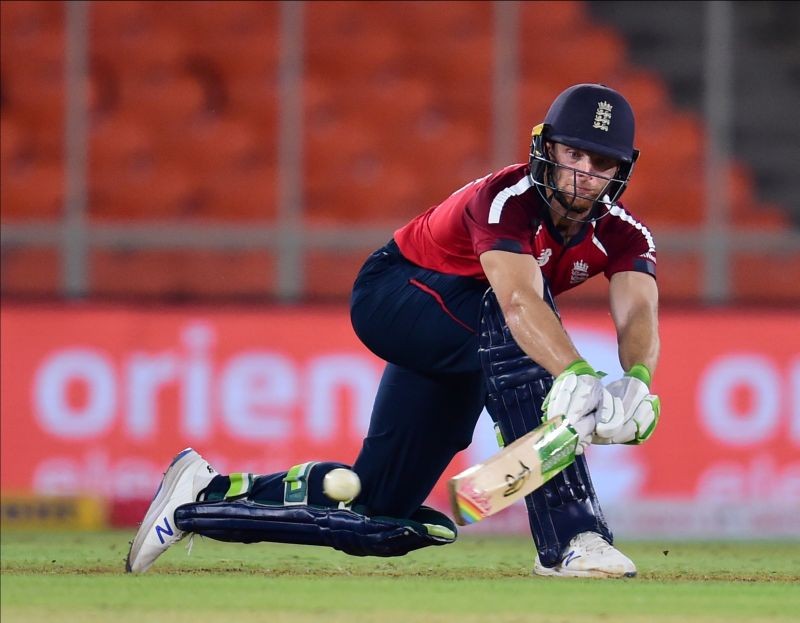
left=465, top=169, right=540, bottom=258
left=601, top=204, right=657, bottom=279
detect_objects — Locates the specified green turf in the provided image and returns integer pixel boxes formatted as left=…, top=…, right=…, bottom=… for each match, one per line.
left=2, top=530, right=799, bottom=623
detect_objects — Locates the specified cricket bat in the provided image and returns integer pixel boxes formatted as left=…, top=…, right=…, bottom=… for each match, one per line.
left=448, top=414, right=579, bottom=525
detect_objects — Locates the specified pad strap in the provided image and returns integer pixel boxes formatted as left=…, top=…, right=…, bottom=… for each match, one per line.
left=225, top=473, right=255, bottom=499
left=283, top=461, right=318, bottom=505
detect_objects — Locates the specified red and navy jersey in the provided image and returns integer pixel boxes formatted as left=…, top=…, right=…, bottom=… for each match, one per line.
left=394, top=163, right=656, bottom=296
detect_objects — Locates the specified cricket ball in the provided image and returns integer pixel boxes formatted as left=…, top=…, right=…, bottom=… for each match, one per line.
left=322, top=468, right=361, bottom=502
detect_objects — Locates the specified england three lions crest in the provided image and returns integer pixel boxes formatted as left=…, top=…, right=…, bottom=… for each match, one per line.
left=570, top=260, right=590, bottom=284
left=593, top=100, right=613, bottom=132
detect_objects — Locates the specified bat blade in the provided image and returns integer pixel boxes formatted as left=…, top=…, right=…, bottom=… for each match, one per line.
left=448, top=415, right=579, bottom=526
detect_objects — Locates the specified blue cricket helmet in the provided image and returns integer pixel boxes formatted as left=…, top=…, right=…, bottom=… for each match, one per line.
left=529, top=83, right=640, bottom=211
left=545, top=83, right=637, bottom=162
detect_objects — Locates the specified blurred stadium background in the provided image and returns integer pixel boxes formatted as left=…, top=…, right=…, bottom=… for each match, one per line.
left=1, top=1, right=798, bottom=540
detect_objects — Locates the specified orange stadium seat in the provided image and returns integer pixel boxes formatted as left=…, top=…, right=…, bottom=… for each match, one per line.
left=520, top=1, right=590, bottom=35
left=156, top=1, right=278, bottom=40
left=117, top=72, right=210, bottom=131
left=0, top=23, right=63, bottom=80
left=522, top=27, right=625, bottom=87
left=394, top=1, right=492, bottom=38
left=305, top=249, right=382, bottom=299
left=305, top=1, right=394, bottom=39
left=305, top=153, right=422, bottom=224
left=89, top=164, right=199, bottom=221
left=637, top=112, right=705, bottom=166
left=611, top=68, right=672, bottom=123
left=203, top=167, right=278, bottom=221
left=91, top=16, right=187, bottom=79
left=732, top=253, right=800, bottom=302
left=89, top=114, right=156, bottom=176
left=1, top=43, right=64, bottom=120
left=89, top=1, right=159, bottom=37
left=410, top=39, right=493, bottom=113
left=159, top=117, right=273, bottom=178
left=225, top=85, right=279, bottom=133
left=0, top=0, right=63, bottom=38
left=305, top=31, right=406, bottom=86
left=212, top=49, right=280, bottom=122
left=90, top=248, right=275, bottom=298
left=624, top=112, right=706, bottom=225
left=517, top=79, right=566, bottom=144
left=400, top=22, right=492, bottom=74
left=726, top=163, right=789, bottom=229
left=0, top=160, right=64, bottom=219
left=0, top=247, right=61, bottom=296
left=650, top=252, right=704, bottom=302
left=401, top=120, right=491, bottom=192
left=0, top=116, right=31, bottom=166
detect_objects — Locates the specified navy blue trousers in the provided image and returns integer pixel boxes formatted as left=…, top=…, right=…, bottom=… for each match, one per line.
left=349, top=240, right=488, bottom=517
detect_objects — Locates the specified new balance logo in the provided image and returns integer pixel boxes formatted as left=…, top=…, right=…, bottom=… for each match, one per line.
left=536, top=248, right=552, bottom=267
left=563, top=550, right=582, bottom=566
left=154, top=517, right=174, bottom=544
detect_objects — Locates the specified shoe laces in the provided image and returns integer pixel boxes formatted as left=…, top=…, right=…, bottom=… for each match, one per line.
left=574, top=532, right=614, bottom=555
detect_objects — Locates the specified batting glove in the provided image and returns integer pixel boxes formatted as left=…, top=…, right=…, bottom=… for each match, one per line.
left=544, top=359, right=623, bottom=455
left=593, top=364, right=660, bottom=445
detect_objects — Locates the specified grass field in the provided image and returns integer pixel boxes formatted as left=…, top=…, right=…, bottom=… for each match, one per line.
left=2, top=530, right=799, bottom=623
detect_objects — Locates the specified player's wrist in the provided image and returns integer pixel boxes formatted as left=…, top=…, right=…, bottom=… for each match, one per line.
left=625, top=363, right=652, bottom=388
left=563, top=358, right=598, bottom=378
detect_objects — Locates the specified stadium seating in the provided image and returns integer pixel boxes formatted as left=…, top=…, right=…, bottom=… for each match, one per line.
left=0, top=247, right=61, bottom=297
left=0, top=0, right=795, bottom=301
left=90, top=248, right=276, bottom=298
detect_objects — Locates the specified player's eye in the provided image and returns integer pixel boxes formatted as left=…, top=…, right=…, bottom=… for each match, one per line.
left=592, top=157, right=618, bottom=173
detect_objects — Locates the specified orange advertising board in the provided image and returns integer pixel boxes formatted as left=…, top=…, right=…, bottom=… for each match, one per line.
left=1, top=304, right=798, bottom=532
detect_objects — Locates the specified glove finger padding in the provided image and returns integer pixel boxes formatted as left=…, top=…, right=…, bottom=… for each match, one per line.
left=544, top=359, right=604, bottom=455
left=608, top=376, right=649, bottom=410
left=593, top=392, right=625, bottom=439
left=594, top=375, right=661, bottom=445
left=628, top=395, right=660, bottom=444
left=568, top=410, right=597, bottom=455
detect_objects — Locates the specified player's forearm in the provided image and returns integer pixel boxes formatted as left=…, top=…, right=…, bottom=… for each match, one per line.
left=617, top=304, right=660, bottom=375
left=503, top=291, right=581, bottom=376
left=480, top=250, right=581, bottom=375
left=609, top=272, right=660, bottom=377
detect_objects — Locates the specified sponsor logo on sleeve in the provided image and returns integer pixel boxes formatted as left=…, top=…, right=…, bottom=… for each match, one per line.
left=536, top=248, right=553, bottom=267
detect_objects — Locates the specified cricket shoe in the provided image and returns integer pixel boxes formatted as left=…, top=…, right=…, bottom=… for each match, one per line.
left=125, top=448, right=217, bottom=573
left=533, top=531, right=637, bottom=578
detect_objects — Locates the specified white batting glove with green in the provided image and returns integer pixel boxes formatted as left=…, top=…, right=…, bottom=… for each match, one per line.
left=593, top=364, right=660, bottom=445
left=544, top=359, right=622, bottom=455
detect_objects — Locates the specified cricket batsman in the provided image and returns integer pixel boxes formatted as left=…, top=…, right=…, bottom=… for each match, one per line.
left=127, top=83, right=661, bottom=578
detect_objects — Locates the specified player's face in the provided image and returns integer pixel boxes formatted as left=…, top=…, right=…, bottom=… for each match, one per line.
left=548, top=142, right=620, bottom=219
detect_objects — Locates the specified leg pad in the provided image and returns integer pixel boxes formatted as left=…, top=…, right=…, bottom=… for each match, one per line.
left=479, top=288, right=612, bottom=566
left=174, top=499, right=456, bottom=557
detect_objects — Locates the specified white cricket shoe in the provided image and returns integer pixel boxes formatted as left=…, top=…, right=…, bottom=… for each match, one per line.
left=533, top=531, right=637, bottom=578
left=125, top=448, right=217, bottom=573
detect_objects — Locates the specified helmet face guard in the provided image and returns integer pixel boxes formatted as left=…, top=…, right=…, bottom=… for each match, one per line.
left=528, top=84, right=640, bottom=220
left=529, top=125, right=639, bottom=215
